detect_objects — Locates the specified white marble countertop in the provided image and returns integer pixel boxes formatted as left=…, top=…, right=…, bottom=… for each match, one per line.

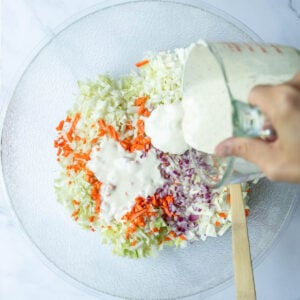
left=1, top=1, right=300, bottom=299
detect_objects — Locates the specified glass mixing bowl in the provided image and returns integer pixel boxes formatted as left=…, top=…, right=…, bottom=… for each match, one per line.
left=1, top=0, right=299, bottom=299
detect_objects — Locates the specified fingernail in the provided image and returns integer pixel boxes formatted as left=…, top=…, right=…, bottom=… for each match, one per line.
left=215, top=143, right=232, bottom=157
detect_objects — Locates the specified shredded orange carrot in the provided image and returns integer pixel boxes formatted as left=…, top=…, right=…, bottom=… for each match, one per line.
left=63, top=149, right=72, bottom=157
left=71, top=209, right=80, bottom=217
left=74, top=168, right=102, bottom=214
left=56, top=120, right=64, bottom=131
left=137, top=104, right=146, bottom=115
left=91, top=138, right=98, bottom=144
left=73, top=113, right=81, bottom=126
left=56, top=136, right=66, bottom=146
left=65, top=116, right=72, bottom=122
left=66, top=131, right=73, bottom=143
left=67, top=113, right=80, bottom=138
left=57, top=148, right=62, bottom=156
left=128, top=224, right=137, bottom=233
left=134, top=96, right=148, bottom=106
left=63, top=113, right=80, bottom=143
left=179, top=235, right=186, bottom=240
left=163, top=202, right=173, bottom=218
left=169, top=231, right=177, bottom=238
left=135, top=204, right=143, bottom=211
left=147, top=211, right=157, bottom=217
left=121, top=195, right=171, bottom=239
left=218, top=212, right=227, bottom=218
left=94, top=198, right=101, bottom=214
left=86, top=170, right=94, bottom=177
left=107, top=125, right=119, bottom=141
left=125, top=121, right=134, bottom=131
left=120, top=140, right=130, bottom=151
left=73, top=152, right=90, bottom=161
left=135, top=60, right=149, bottom=68
left=142, top=108, right=151, bottom=117
left=136, top=119, right=145, bottom=133
left=55, top=138, right=64, bottom=148
left=67, top=158, right=87, bottom=172
left=226, top=193, right=231, bottom=205
left=129, top=208, right=148, bottom=221
left=165, top=195, right=174, bottom=203
left=54, top=135, right=74, bottom=158
left=98, top=129, right=106, bottom=137
left=131, top=240, right=137, bottom=246
left=151, top=195, right=159, bottom=207
left=72, top=200, right=80, bottom=205
left=215, top=221, right=221, bottom=227
left=63, top=146, right=73, bottom=157
left=137, top=219, right=145, bottom=227
left=134, top=96, right=151, bottom=117
left=245, top=208, right=250, bottom=217
left=98, top=119, right=106, bottom=130
left=119, top=118, right=152, bottom=153
left=89, top=216, right=95, bottom=222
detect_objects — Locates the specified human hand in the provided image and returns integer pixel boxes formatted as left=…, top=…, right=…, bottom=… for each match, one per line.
left=215, top=72, right=300, bottom=183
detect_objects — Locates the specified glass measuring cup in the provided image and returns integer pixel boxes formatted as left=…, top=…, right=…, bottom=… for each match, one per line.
left=183, top=42, right=300, bottom=188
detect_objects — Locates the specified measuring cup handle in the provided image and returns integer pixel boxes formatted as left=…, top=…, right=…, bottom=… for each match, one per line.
left=232, top=100, right=277, bottom=140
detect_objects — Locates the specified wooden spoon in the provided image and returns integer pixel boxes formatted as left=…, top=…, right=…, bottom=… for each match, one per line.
left=230, top=184, right=256, bottom=300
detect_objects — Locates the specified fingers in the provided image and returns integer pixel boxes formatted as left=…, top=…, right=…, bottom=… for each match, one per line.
left=219, top=72, right=300, bottom=183
left=215, top=136, right=300, bottom=182
left=248, top=72, right=300, bottom=111
left=248, top=84, right=277, bottom=117
left=290, top=71, right=300, bottom=86
left=248, top=82, right=300, bottom=122
left=214, top=136, right=275, bottom=169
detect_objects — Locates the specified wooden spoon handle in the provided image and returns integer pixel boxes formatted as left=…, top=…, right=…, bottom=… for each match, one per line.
left=230, top=184, right=256, bottom=300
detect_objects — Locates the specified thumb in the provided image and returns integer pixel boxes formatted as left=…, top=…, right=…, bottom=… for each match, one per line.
left=214, top=137, right=274, bottom=167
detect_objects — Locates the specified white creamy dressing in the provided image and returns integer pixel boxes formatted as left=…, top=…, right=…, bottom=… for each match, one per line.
left=182, top=42, right=233, bottom=154
left=144, top=102, right=189, bottom=155
left=144, top=41, right=231, bottom=155
left=87, top=139, right=163, bottom=222
left=146, top=42, right=295, bottom=155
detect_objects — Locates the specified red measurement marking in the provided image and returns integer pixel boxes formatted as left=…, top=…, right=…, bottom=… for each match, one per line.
left=246, top=44, right=254, bottom=52
left=271, top=44, right=283, bottom=54
left=233, top=43, right=241, bottom=52
left=227, top=43, right=236, bottom=51
left=259, top=45, right=267, bottom=53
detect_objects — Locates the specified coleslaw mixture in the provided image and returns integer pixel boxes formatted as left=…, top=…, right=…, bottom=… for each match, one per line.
left=54, top=46, right=250, bottom=258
